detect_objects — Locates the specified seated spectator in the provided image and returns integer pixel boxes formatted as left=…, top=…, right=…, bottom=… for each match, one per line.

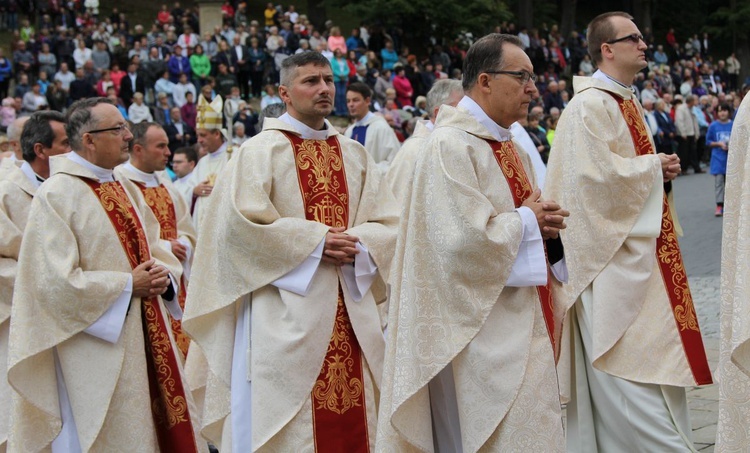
left=327, top=26, right=347, bottom=54
left=154, top=70, right=176, bottom=104
left=154, top=92, right=173, bottom=126
left=73, top=39, right=92, bottom=70
left=46, top=81, right=68, bottom=113
left=392, top=65, right=414, bottom=107
left=91, top=40, right=111, bottom=74
left=231, top=121, right=248, bottom=146
left=181, top=91, right=197, bottom=130
left=37, top=72, right=51, bottom=95
left=128, top=92, right=153, bottom=123
left=95, top=70, right=116, bottom=97
left=215, top=63, right=238, bottom=99
left=381, top=40, right=398, bottom=71
left=164, top=106, right=196, bottom=151
left=260, top=84, right=282, bottom=110
left=22, top=82, right=49, bottom=115
left=173, top=73, right=196, bottom=108
left=1, top=98, right=17, bottom=129
left=232, top=103, right=258, bottom=137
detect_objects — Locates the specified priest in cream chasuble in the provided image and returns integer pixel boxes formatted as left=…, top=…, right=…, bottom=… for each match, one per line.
left=544, top=12, right=712, bottom=453
left=182, top=52, right=398, bottom=452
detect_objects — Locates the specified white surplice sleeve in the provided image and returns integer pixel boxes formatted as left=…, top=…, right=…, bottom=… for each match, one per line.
left=83, top=275, right=133, bottom=344
left=271, top=239, right=325, bottom=296
left=505, top=206, right=548, bottom=287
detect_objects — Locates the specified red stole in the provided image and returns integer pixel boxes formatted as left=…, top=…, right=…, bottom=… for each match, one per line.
left=81, top=178, right=199, bottom=452
left=134, top=181, right=190, bottom=357
left=282, top=131, right=370, bottom=452
left=606, top=92, right=712, bottom=385
left=487, top=139, right=558, bottom=359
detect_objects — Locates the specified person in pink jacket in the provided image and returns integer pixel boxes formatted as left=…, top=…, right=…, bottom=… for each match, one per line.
left=392, top=65, right=414, bottom=107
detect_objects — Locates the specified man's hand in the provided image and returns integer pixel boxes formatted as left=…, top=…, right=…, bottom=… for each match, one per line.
left=658, top=153, right=681, bottom=181
left=323, top=226, right=359, bottom=266
left=521, top=189, right=570, bottom=240
left=170, top=240, right=188, bottom=261
left=193, top=180, right=213, bottom=197
left=132, top=259, right=171, bottom=298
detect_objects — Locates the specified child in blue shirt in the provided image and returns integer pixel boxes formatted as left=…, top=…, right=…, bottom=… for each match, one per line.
left=706, top=103, right=734, bottom=216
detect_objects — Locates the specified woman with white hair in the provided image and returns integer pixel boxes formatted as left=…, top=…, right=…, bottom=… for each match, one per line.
left=232, top=121, right=248, bottom=146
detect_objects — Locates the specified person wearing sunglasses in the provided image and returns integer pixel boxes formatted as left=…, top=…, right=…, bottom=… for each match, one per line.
left=378, top=33, right=569, bottom=451
left=545, top=11, right=712, bottom=453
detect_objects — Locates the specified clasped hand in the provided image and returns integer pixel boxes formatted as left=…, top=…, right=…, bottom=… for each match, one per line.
left=658, top=153, right=681, bottom=181
left=132, top=259, right=171, bottom=298
left=521, top=189, right=570, bottom=240
left=323, top=226, right=360, bottom=266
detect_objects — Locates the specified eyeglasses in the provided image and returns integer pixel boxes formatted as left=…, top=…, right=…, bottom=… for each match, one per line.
left=606, top=34, right=644, bottom=45
left=86, top=123, right=130, bottom=135
left=485, top=70, right=537, bottom=85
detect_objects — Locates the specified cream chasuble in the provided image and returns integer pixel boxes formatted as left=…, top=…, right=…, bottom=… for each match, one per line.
left=375, top=104, right=564, bottom=453
left=181, top=116, right=398, bottom=452
left=345, top=112, right=402, bottom=173
left=7, top=155, right=206, bottom=452
left=384, top=119, right=431, bottom=206
left=544, top=75, right=712, bottom=452
left=184, top=142, right=229, bottom=234
left=716, top=93, right=750, bottom=451
left=0, top=162, right=36, bottom=452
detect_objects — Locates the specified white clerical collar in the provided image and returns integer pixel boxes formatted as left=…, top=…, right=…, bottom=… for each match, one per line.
left=208, top=141, right=228, bottom=159
left=458, top=96, right=513, bottom=142
left=124, top=161, right=160, bottom=187
left=20, top=161, right=43, bottom=188
left=7, top=154, right=17, bottom=162
left=67, top=151, right=115, bottom=182
left=425, top=120, right=435, bottom=131
left=278, top=112, right=329, bottom=140
left=353, top=111, right=374, bottom=127
left=592, top=69, right=635, bottom=92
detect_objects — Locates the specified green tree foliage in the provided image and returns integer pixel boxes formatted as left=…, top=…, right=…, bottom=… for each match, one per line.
left=321, top=0, right=513, bottom=44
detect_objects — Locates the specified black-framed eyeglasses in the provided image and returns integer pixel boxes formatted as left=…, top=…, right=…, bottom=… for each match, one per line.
left=86, top=123, right=130, bottom=135
left=606, top=34, right=644, bottom=45
left=485, top=70, right=537, bottom=84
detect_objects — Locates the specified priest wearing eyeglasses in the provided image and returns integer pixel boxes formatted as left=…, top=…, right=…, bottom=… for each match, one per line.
left=7, top=98, right=206, bottom=452
left=545, top=12, right=712, bottom=452
left=377, top=33, right=569, bottom=452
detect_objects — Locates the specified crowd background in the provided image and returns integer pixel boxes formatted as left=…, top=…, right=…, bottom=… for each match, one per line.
left=0, top=0, right=745, bottom=180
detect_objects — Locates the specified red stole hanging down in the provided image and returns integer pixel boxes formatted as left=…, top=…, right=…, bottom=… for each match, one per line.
left=487, top=140, right=558, bottom=360
left=81, top=178, right=199, bottom=452
left=134, top=182, right=190, bottom=357
left=606, top=92, right=712, bottom=385
left=282, top=131, right=370, bottom=453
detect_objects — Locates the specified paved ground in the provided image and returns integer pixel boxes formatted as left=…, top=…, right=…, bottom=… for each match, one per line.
left=673, top=170, right=722, bottom=452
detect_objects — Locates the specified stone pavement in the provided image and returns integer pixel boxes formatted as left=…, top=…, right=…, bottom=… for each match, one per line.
left=674, top=171, right=722, bottom=452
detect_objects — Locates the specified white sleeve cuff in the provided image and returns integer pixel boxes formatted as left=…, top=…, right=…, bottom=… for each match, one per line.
left=341, top=242, right=378, bottom=302
left=162, top=274, right=182, bottom=320
left=629, top=170, right=664, bottom=238
left=506, top=207, right=548, bottom=287
left=271, top=238, right=325, bottom=296
left=84, top=275, right=132, bottom=344
left=551, top=255, right=569, bottom=283
left=177, top=237, right=193, bottom=281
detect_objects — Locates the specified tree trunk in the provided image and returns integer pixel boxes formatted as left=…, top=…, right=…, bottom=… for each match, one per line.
left=633, top=0, right=653, bottom=31
left=518, top=0, right=533, bottom=30
left=560, top=0, right=577, bottom=40
left=306, top=0, right=327, bottom=30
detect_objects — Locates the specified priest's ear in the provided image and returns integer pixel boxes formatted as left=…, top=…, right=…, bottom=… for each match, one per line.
left=33, top=142, right=48, bottom=161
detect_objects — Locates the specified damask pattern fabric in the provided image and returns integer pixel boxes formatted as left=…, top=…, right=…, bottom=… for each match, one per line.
left=716, top=93, right=750, bottom=452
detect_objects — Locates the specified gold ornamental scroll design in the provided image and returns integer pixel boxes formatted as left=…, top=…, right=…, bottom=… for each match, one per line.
left=143, top=296, right=190, bottom=428
left=312, top=292, right=364, bottom=415
left=620, top=98, right=700, bottom=334
left=291, top=136, right=349, bottom=228
left=657, top=200, right=700, bottom=332
left=140, top=184, right=179, bottom=241
left=493, top=141, right=534, bottom=203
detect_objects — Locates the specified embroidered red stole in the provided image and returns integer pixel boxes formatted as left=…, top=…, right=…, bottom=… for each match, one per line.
left=487, top=139, right=558, bottom=358
left=81, top=178, right=199, bottom=452
left=134, top=181, right=190, bottom=357
left=605, top=93, right=712, bottom=385
left=282, top=131, right=370, bottom=452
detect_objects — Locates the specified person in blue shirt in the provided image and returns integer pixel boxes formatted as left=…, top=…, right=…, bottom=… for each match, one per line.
left=706, top=103, right=734, bottom=216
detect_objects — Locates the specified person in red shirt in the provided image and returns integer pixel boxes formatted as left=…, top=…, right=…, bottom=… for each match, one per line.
left=392, top=65, right=413, bottom=107
left=157, top=4, right=171, bottom=26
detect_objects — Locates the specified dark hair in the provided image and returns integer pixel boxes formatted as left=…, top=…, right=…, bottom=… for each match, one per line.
left=717, top=103, right=732, bottom=112
left=280, top=51, right=332, bottom=86
left=346, top=82, right=372, bottom=100
left=462, top=33, right=523, bottom=91
left=21, top=110, right=66, bottom=162
left=173, top=146, right=197, bottom=163
left=129, top=121, right=162, bottom=151
left=587, top=12, right=634, bottom=64
left=66, top=97, right=114, bottom=151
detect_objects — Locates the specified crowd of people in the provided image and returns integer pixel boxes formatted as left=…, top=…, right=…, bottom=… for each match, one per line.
left=2, top=3, right=750, bottom=453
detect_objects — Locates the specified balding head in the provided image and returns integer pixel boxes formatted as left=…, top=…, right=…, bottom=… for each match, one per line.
left=426, top=79, right=464, bottom=121
left=7, top=117, right=30, bottom=160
